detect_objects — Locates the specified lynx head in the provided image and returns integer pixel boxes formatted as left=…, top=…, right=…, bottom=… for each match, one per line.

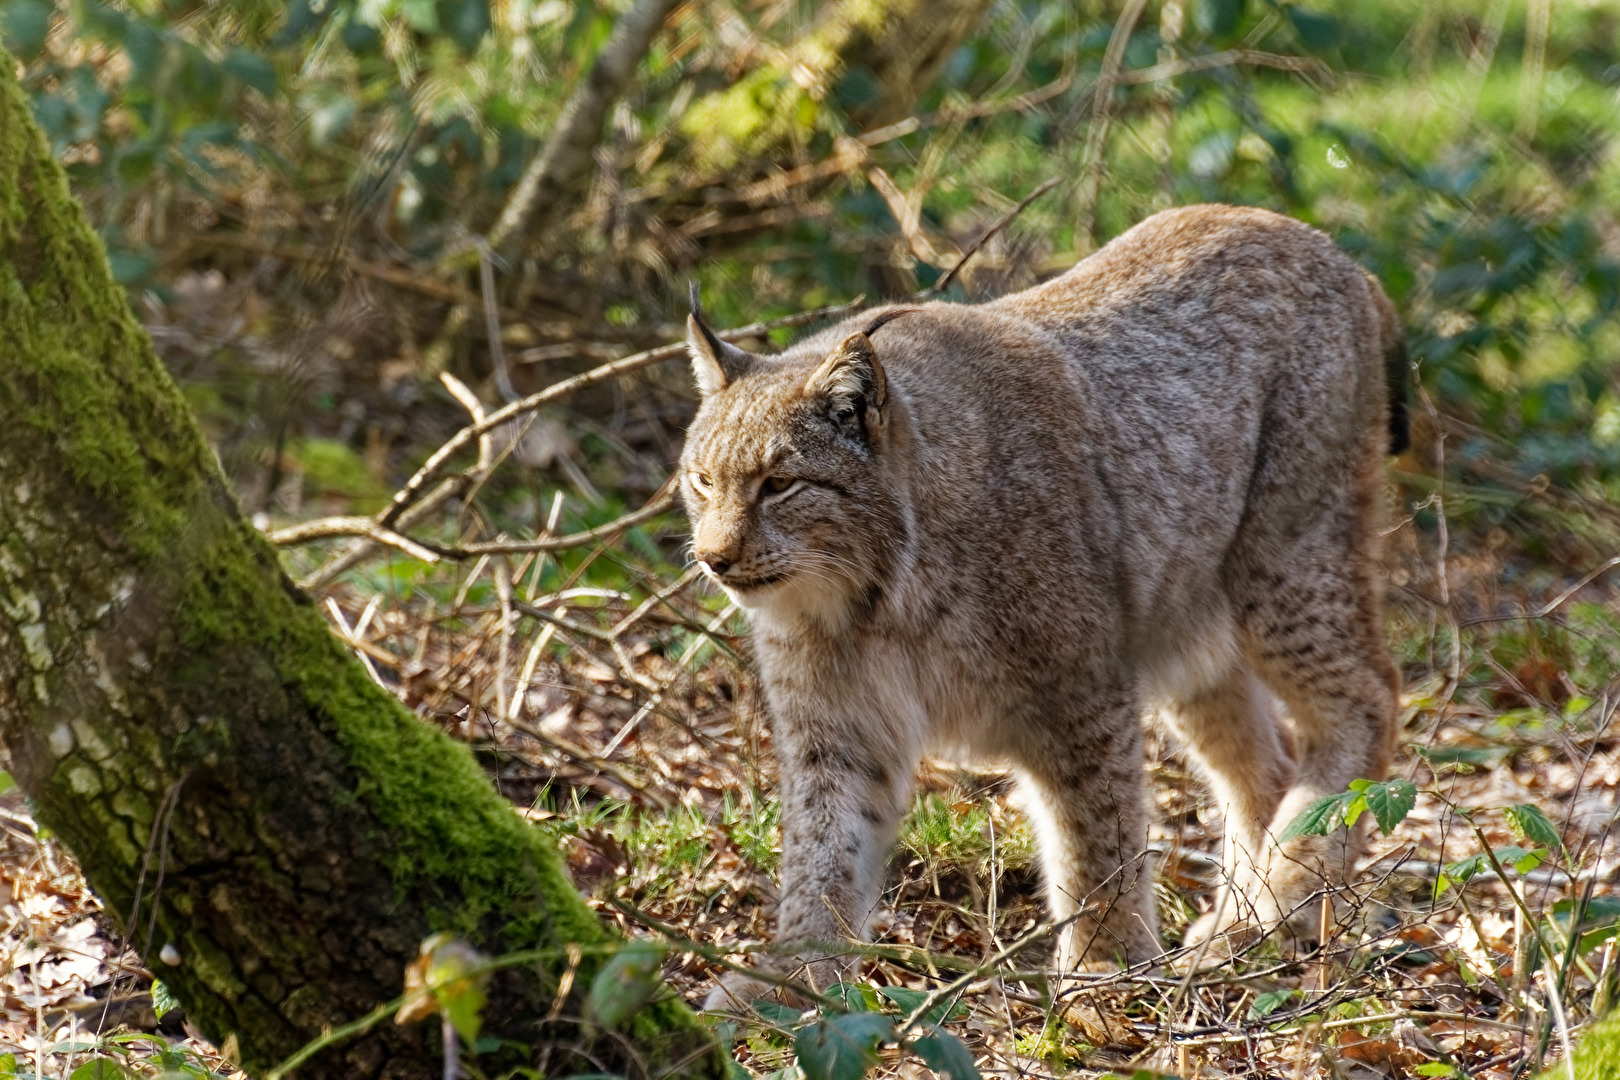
left=679, top=308, right=914, bottom=624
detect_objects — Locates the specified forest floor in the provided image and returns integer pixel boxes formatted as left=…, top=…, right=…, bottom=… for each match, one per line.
left=2, top=484, right=1618, bottom=1080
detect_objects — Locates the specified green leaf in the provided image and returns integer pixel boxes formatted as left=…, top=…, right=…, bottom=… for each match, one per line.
left=1412, top=1065, right=1458, bottom=1077
left=1504, top=804, right=1561, bottom=850
left=1438, top=846, right=1548, bottom=894
left=795, top=1013, right=895, bottom=1080
left=586, top=939, right=664, bottom=1032
left=1436, top=853, right=1490, bottom=895
left=826, top=982, right=879, bottom=1013
left=400, top=0, right=438, bottom=32
left=442, top=984, right=486, bottom=1045
left=46, top=1043, right=102, bottom=1055
left=1354, top=779, right=1417, bottom=835
left=1555, top=896, right=1620, bottom=927
left=876, top=986, right=967, bottom=1025
left=1279, top=790, right=1356, bottom=840
left=1192, top=0, right=1244, bottom=39
left=122, top=22, right=162, bottom=81
left=1287, top=7, right=1340, bottom=51
left=151, top=978, right=180, bottom=1020
left=341, top=18, right=382, bottom=54
left=440, top=0, right=490, bottom=52
left=751, top=998, right=805, bottom=1027
left=1340, top=792, right=1370, bottom=828
left=222, top=50, right=276, bottom=96
left=910, top=1027, right=979, bottom=1080
left=1505, top=846, right=1547, bottom=875
left=0, top=772, right=14, bottom=796
left=68, top=1059, right=130, bottom=1080
left=106, top=249, right=156, bottom=287
left=1, top=0, right=52, bottom=58
left=1416, top=745, right=1500, bottom=768
left=1246, top=989, right=1298, bottom=1019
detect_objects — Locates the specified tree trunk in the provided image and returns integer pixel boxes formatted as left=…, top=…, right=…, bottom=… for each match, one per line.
left=679, top=0, right=996, bottom=173
left=0, top=50, right=717, bottom=1080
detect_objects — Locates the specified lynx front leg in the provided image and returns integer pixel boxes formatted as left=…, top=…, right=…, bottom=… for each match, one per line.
left=774, top=729, right=915, bottom=980
left=1015, top=705, right=1161, bottom=972
left=706, top=711, right=917, bottom=1011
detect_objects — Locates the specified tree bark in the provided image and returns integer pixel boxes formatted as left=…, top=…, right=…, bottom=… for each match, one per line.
left=0, top=50, right=717, bottom=1080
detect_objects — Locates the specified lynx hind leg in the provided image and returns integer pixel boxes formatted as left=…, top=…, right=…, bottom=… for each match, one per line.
left=1158, top=666, right=1299, bottom=954
left=1015, top=700, right=1161, bottom=974
left=1231, top=518, right=1399, bottom=947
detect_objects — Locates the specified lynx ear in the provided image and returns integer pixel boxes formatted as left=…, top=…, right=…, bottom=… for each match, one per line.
left=686, top=312, right=754, bottom=396
left=804, top=332, right=887, bottom=431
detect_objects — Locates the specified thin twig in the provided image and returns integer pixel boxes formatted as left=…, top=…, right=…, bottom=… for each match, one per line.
left=917, top=177, right=1060, bottom=299
left=1075, top=0, right=1150, bottom=245
left=1112, top=47, right=1334, bottom=87
left=278, top=487, right=678, bottom=562
left=475, top=241, right=518, bottom=403
left=897, top=919, right=1064, bottom=1037
left=269, top=517, right=444, bottom=563
left=1460, top=554, right=1620, bottom=628
left=455, top=490, right=678, bottom=556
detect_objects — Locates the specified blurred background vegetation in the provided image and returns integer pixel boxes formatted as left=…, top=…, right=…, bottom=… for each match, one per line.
left=5, top=0, right=1620, bottom=565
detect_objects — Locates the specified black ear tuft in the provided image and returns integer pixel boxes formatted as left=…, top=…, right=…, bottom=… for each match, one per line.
left=685, top=296, right=756, bottom=397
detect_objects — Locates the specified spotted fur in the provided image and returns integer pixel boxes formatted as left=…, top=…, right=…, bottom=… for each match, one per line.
left=682, top=205, right=1403, bottom=998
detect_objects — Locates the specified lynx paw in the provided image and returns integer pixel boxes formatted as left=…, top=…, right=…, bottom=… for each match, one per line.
left=1177, top=890, right=1331, bottom=971
left=702, top=965, right=826, bottom=1014
left=1176, top=910, right=1262, bottom=971
left=702, top=970, right=781, bottom=1013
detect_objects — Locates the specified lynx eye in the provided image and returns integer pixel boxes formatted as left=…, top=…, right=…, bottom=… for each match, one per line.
left=689, top=471, right=714, bottom=495
left=762, top=476, right=797, bottom=496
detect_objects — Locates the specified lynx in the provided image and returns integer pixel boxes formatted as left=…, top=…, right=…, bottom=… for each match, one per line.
left=680, top=204, right=1405, bottom=1002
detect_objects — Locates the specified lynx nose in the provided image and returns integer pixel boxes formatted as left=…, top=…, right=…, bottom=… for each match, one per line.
left=699, top=555, right=732, bottom=575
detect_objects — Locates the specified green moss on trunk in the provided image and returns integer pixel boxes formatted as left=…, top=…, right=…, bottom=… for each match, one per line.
left=0, top=46, right=718, bottom=1080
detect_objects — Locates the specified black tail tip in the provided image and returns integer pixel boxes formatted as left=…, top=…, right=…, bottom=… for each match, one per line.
left=1386, top=338, right=1411, bottom=455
